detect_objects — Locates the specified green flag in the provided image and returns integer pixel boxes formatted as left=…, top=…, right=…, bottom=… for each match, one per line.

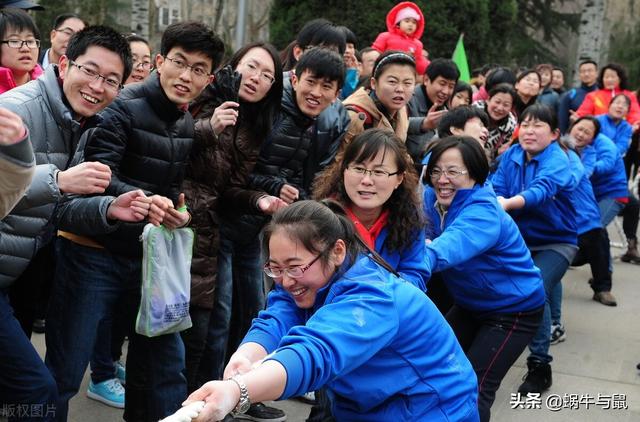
left=452, top=34, right=470, bottom=83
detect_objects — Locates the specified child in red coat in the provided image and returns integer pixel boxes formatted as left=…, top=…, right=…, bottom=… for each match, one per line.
left=372, top=1, right=429, bottom=75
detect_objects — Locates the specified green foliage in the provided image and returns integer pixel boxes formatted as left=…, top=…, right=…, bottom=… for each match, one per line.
left=609, top=27, right=640, bottom=89
left=270, top=0, right=579, bottom=71
left=35, top=0, right=130, bottom=50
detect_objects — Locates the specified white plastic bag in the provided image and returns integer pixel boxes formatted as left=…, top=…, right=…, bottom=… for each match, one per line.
left=136, top=223, right=194, bottom=337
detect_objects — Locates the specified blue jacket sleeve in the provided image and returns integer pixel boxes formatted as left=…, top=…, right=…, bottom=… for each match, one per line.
left=340, top=68, right=359, bottom=100
left=396, top=230, right=429, bottom=291
left=519, top=152, right=571, bottom=209
left=488, top=149, right=510, bottom=197
left=265, top=280, right=398, bottom=399
left=593, top=135, right=617, bottom=176
left=424, top=200, right=500, bottom=273
left=616, top=122, right=632, bottom=157
left=241, top=286, right=306, bottom=353
left=581, top=146, right=596, bottom=177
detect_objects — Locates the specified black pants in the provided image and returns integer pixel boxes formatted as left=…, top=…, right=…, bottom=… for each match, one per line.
left=621, top=194, right=639, bottom=240
left=426, top=272, right=454, bottom=316
left=572, top=228, right=611, bottom=292
left=446, top=305, right=543, bottom=422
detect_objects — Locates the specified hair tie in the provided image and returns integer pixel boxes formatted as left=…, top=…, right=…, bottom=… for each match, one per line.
left=372, top=52, right=415, bottom=79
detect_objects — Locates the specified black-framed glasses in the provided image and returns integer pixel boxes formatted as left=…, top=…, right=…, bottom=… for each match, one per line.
left=347, top=166, right=401, bottom=179
left=133, top=60, right=153, bottom=71
left=429, top=168, right=469, bottom=180
left=164, top=56, right=210, bottom=78
left=69, top=61, right=123, bottom=91
left=264, top=253, right=324, bottom=279
left=240, top=61, right=275, bottom=84
left=1, top=39, right=40, bottom=49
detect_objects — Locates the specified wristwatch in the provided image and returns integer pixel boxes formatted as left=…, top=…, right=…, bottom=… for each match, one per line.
left=230, top=375, right=251, bottom=414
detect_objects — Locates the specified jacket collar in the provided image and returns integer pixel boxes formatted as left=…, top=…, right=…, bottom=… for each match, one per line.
left=281, top=80, right=315, bottom=128
left=135, top=71, right=187, bottom=123
left=40, top=65, right=81, bottom=132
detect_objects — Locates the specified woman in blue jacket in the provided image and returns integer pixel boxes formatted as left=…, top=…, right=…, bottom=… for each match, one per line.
left=183, top=200, right=479, bottom=422
left=596, top=94, right=633, bottom=157
left=313, top=128, right=428, bottom=290
left=491, top=104, right=578, bottom=397
left=423, top=136, right=544, bottom=422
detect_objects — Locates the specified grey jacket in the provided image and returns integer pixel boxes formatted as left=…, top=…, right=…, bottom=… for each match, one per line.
left=0, top=65, right=85, bottom=288
left=0, top=133, right=35, bottom=219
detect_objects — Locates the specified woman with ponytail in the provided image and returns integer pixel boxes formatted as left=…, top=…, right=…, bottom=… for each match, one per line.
left=183, top=200, right=479, bottom=422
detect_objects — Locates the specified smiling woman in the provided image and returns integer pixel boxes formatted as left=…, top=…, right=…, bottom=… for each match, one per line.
left=313, top=128, right=428, bottom=290
left=0, top=8, right=43, bottom=94
left=182, top=199, right=479, bottom=422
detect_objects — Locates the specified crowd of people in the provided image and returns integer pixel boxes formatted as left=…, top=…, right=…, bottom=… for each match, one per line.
left=1, top=0, right=639, bottom=421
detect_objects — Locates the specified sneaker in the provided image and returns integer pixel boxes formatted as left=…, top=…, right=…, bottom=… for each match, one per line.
left=549, top=323, right=566, bottom=345
left=87, top=378, right=125, bottom=409
left=593, top=291, right=617, bottom=306
left=296, top=391, right=316, bottom=405
left=114, top=361, right=126, bottom=385
left=517, top=360, right=552, bottom=395
left=235, top=402, right=286, bottom=421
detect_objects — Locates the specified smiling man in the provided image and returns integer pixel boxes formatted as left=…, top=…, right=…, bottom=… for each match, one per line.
left=0, top=25, right=132, bottom=422
left=406, top=58, right=460, bottom=163
left=44, top=21, right=224, bottom=422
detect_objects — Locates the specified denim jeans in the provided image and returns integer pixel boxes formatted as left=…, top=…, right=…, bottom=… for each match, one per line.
left=527, top=249, right=570, bottom=364
left=45, top=238, right=186, bottom=422
left=197, top=223, right=266, bottom=382
left=89, top=317, right=117, bottom=384
left=549, top=282, right=562, bottom=325
left=0, top=291, right=57, bottom=421
left=180, top=306, right=212, bottom=393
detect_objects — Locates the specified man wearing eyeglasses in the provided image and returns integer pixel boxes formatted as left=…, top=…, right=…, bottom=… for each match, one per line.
left=38, top=13, right=86, bottom=69
left=46, top=21, right=225, bottom=422
left=0, top=25, right=132, bottom=422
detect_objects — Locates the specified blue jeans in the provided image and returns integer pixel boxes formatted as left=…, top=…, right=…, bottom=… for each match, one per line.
left=89, top=317, right=117, bottom=384
left=549, top=282, right=562, bottom=325
left=45, top=238, right=186, bottom=421
left=527, top=249, right=570, bottom=364
left=0, top=291, right=57, bottom=421
left=197, top=223, right=265, bottom=382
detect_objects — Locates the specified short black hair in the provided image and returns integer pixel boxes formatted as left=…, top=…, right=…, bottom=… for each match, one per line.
left=427, top=136, right=490, bottom=186
left=598, top=63, right=629, bottom=90
left=610, top=93, right=631, bottom=109
left=295, top=47, right=345, bottom=89
left=0, top=8, right=40, bottom=53
left=338, top=25, right=357, bottom=48
left=52, top=13, right=85, bottom=30
left=160, top=21, right=224, bottom=72
left=520, top=103, right=558, bottom=131
left=437, top=106, right=489, bottom=137
left=488, top=83, right=516, bottom=102
left=485, top=66, right=516, bottom=91
left=126, top=33, right=149, bottom=47
left=66, top=25, right=133, bottom=83
left=516, top=69, right=541, bottom=86
left=425, top=58, right=460, bottom=83
left=295, top=18, right=346, bottom=55
left=371, top=50, right=415, bottom=80
left=579, top=59, right=597, bottom=69
left=359, top=46, right=376, bottom=56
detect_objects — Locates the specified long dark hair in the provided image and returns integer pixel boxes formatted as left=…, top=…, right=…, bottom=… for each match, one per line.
left=262, top=199, right=398, bottom=276
left=226, top=42, right=283, bottom=137
left=313, top=128, right=425, bottom=252
left=191, top=42, right=283, bottom=139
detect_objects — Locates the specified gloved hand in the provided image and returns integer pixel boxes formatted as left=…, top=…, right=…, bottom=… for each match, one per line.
left=214, top=65, right=242, bottom=104
left=158, top=401, right=205, bottom=422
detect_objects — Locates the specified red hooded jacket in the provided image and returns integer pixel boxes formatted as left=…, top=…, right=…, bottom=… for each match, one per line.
left=372, top=1, right=429, bottom=74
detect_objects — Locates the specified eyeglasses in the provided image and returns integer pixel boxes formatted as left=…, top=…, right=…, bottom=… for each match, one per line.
left=264, top=253, right=324, bottom=279
left=429, top=168, right=469, bottom=180
left=54, top=28, right=75, bottom=37
left=240, top=61, right=275, bottom=84
left=133, top=60, right=153, bottom=71
left=1, top=39, right=40, bottom=49
left=347, top=166, right=401, bottom=179
left=164, top=56, right=210, bottom=78
left=69, top=61, right=123, bottom=91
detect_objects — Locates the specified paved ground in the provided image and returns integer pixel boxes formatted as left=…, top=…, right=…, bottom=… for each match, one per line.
left=23, top=235, right=640, bottom=421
